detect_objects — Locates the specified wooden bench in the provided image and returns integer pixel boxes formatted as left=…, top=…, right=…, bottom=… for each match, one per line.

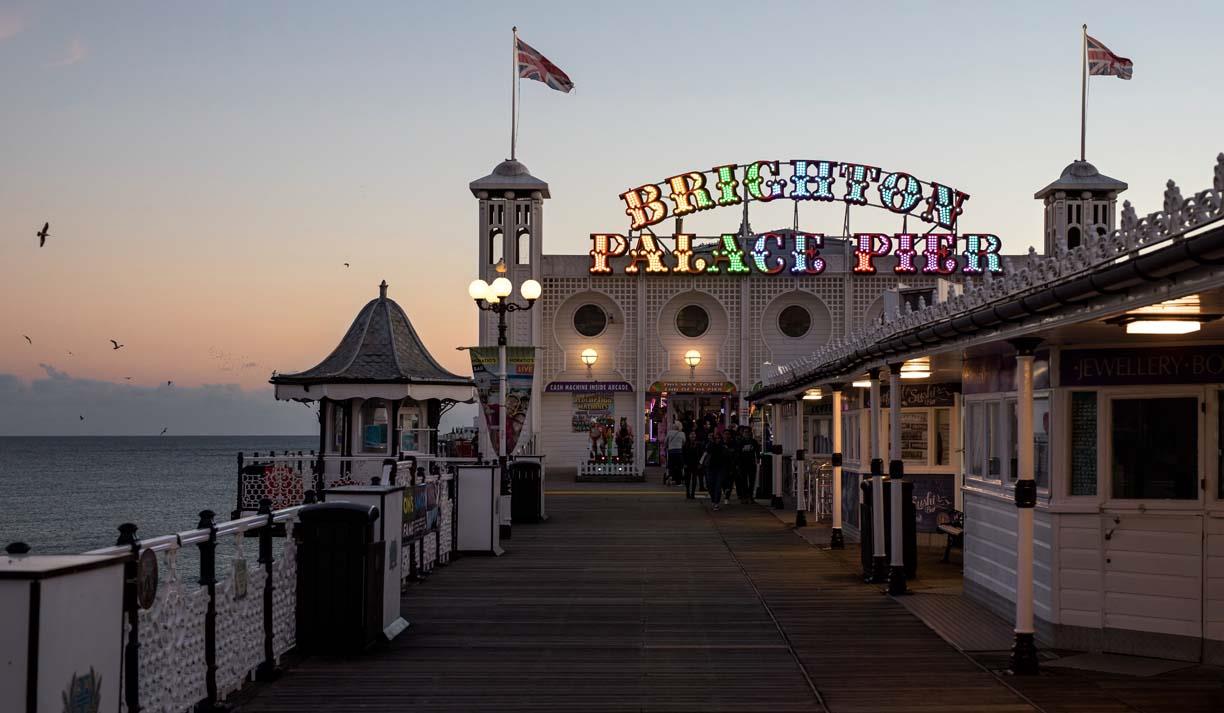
left=938, top=509, right=964, bottom=563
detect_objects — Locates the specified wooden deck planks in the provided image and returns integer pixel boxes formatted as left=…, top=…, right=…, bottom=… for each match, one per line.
left=241, top=484, right=1040, bottom=712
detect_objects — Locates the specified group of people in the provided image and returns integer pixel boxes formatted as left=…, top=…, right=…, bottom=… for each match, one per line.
left=663, top=413, right=762, bottom=510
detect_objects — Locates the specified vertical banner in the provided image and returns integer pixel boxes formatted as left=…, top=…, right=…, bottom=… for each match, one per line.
left=469, top=346, right=536, bottom=456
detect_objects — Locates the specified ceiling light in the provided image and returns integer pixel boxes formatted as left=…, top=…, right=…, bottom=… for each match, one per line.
left=1125, top=320, right=1202, bottom=335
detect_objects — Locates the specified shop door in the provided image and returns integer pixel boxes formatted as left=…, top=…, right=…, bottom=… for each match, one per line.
left=1101, top=392, right=1205, bottom=661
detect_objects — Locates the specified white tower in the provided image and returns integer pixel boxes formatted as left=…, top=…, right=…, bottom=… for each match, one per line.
left=469, top=159, right=549, bottom=455
left=1035, top=159, right=1127, bottom=254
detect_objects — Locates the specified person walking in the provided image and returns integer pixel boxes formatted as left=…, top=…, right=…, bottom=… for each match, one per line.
left=704, top=428, right=736, bottom=510
left=683, top=431, right=702, bottom=498
left=736, top=426, right=761, bottom=503
left=664, top=424, right=686, bottom=486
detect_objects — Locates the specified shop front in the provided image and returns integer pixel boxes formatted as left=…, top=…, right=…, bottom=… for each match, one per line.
left=644, top=380, right=739, bottom=466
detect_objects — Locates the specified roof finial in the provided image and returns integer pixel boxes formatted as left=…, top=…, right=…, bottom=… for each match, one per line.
left=379, top=280, right=388, bottom=298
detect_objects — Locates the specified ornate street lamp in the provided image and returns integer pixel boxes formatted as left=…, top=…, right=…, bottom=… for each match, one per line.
left=467, top=259, right=541, bottom=480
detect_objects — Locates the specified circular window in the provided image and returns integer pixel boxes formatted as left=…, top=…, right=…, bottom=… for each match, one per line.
left=778, top=305, right=811, bottom=338
left=572, top=303, right=607, bottom=337
left=675, top=304, right=710, bottom=338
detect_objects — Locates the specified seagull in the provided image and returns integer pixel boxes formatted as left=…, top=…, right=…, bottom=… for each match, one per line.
left=67, top=351, right=73, bottom=356
left=343, top=262, right=350, bottom=268
left=23, top=335, right=32, bottom=344
left=166, top=380, right=173, bottom=387
left=160, top=427, right=168, bottom=435
left=79, top=414, right=85, bottom=421
left=123, top=376, right=133, bottom=381
left=36, top=222, right=49, bottom=247
left=110, top=340, right=124, bottom=350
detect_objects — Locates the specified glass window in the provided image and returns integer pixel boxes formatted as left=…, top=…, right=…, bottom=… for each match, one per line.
left=573, top=304, right=607, bottom=337
left=987, top=402, right=1002, bottom=478
left=967, top=403, right=984, bottom=478
left=1070, top=392, right=1098, bottom=496
left=360, top=398, right=390, bottom=454
left=1111, top=397, right=1198, bottom=499
left=934, top=408, right=951, bottom=466
left=778, top=305, right=811, bottom=338
left=1007, top=399, right=1018, bottom=481
left=675, top=304, right=710, bottom=338
left=1034, top=396, right=1050, bottom=489
left=330, top=402, right=345, bottom=454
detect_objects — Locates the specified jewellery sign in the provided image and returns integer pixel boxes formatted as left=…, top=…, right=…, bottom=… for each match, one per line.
left=1060, top=345, right=1224, bottom=386
left=590, top=159, right=1004, bottom=277
left=470, top=347, right=536, bottom=456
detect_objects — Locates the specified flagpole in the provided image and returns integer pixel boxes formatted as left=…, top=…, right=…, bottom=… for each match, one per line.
left=1080, top=24, right=1087, bottom=162
left=511, top=26, right=518, bottom=160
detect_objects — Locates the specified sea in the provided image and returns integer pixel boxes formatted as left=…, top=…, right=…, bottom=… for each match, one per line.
left=0, top=436, right=316, bottom=554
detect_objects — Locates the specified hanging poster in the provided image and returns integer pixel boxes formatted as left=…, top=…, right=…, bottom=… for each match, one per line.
left=469, top=347, right=536, bottom=456
left=572, top=393, right=614, bottom=432
left=900, top=412, right=929, bottom=462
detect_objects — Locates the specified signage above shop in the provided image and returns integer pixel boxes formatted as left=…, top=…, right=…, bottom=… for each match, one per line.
left=545, top=380, right=633, bottom=393
left=649, top=380, right=736, bottom=394
left=1060, top=346, right=1224, bottom=386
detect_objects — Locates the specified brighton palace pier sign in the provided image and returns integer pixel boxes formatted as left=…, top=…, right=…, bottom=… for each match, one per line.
left=589, top=159, right=1004, bottom=277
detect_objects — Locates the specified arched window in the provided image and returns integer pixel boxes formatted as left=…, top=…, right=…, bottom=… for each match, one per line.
left=1066, top=226, right=1082, bottom=250
left=489, top=229, right=504, bottom=265
left=517, top=230, right=531, bottom=265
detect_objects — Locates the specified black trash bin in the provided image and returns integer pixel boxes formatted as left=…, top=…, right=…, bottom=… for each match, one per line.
left=295, top=502, right=384, bottom=655
left=859, top=479, right=917, bottom=580
left=509, top=461, right=543, bottom=524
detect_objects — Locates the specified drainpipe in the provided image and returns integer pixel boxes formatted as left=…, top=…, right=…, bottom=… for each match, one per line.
left=1009, top=337, right=1042, bottom=674
left=830, top=383, right=845, bottom=548
left=868, top=368, right=887, bottom=583
left=887, top=363, right=908, bottom=595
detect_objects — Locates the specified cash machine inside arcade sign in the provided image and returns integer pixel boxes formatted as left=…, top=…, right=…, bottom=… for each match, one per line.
left=589, top=160, right=1003, bottom=277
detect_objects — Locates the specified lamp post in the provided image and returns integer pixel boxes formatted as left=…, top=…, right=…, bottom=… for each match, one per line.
left=467, top=262, right=541, bottom=483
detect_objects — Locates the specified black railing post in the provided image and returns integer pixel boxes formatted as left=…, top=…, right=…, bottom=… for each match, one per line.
left=235, top=452, right=244, bottom=518
left=255, top=498, right=279, bottom=682
left=196, top=509, right=219, bottom=709
left=117, top=523, right=141, bottom=713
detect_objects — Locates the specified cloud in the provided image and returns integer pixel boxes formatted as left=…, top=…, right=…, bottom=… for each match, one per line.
left=47, top=37, right=87, bottom=67
left=0, top=366, right=316, bottom=436
left=0, top=8, right=24, bottom=41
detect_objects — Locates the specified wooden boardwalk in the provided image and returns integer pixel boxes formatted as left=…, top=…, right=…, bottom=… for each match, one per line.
left=241, top=481, right=1037, bottom=712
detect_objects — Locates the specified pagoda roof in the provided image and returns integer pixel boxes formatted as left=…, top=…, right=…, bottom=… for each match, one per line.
left=469, top=159, right=550, bottom=198
left=1034, top=159, right=1128, bottom=199
left=272, top=281, right=472, bottom=387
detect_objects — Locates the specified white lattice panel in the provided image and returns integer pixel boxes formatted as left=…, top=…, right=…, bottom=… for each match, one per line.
left=590, top=276, right=638, bottom=386
left=271, top=521, right=297, bottom=659
left=215, top=538, right=267, bottom=701
left=747, top=275, right=844, bottom=371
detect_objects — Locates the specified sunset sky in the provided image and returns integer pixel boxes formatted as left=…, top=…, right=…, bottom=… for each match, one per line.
left=2, top=1, right=1221, bottom=434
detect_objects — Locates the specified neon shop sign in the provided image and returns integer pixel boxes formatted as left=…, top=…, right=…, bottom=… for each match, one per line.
left=588, top=159, right=1004, bottom=276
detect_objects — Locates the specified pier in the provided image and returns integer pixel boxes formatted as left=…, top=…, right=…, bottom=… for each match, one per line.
left=234, top=478, right=1221, bottom=713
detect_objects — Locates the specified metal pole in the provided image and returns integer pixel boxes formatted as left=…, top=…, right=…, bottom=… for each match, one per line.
left=1080, top=24, right=1087, bottom=162
left=887, top=364, right=908, bottom=595
left=830, top=384, right=844, bottom=548
left=868, top=368, right=886, bottom=583
left=510, top=27, right=518, bottom=161
left=1010, top=339, right=1041, bottom=674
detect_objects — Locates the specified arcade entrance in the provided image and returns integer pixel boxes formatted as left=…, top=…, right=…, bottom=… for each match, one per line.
left=643, top=380, right=738, bottom=465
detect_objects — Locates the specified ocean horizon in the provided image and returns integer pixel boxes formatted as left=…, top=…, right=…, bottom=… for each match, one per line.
left=0, top=435, right=317, bottom=554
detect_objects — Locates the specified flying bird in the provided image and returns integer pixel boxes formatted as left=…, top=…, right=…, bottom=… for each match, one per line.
left=79, top=414, right=85, bottom=421
left=343, top=262, right=350, bottom=268
left=166, top=380, right=173, bottom=387
left=123, top=376, right=133, bottom=381
left=160, top=427, right=168, bottom=435
left=23, top=335, right=32, bottom=344
left=36, top=222, right=49, bottom=247
left=110, top=340, right=124, bottom=350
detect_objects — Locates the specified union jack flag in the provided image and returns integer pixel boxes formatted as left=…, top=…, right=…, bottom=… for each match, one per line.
left=1087, top=34, right=1133, bottom=80
left=517, top=37, right=574, bottom=93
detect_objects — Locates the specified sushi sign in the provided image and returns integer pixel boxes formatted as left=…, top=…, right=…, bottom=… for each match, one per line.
left=589, top=159, right=1004, bottom=276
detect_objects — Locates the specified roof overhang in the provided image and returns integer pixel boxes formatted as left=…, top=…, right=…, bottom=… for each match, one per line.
left=274, top=382, right=477, bottom=403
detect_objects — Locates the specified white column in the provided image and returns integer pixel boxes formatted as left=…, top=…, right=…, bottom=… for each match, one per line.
left=771, top=402, right=783, bottom=508
left=887, top=363, right=907, bottom=594
left=795, top=397, right=807, bottom=523
left=1010, top=341, right=1040, bottom=674
left=831, top=385, right=845, bottom=548
left=869, top=368, right=886, bottom=582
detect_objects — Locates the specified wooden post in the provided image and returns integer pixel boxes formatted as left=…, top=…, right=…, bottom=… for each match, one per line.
left=197, top=510, right=219, bottom=706
left=256, top=499, right=278, bottom=682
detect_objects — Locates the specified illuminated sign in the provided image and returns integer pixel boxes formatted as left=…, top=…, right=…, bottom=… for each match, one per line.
left=620, top=160, right=968, bottom=231
left=590, top=159, right=1004, bottom=277
left=589, top=231, right=1004, bottom=276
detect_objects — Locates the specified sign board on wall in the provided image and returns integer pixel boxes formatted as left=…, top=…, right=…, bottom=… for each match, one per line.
left=869, top=383, right=960, bottom=408
left=910, top=474, right=955, bottom=532
left=1060, top=346, right=1224, bottom=386
left=649, top=380, right=736, bottom=394
left=546, top=381, right=632, bottom=393
left=572, top=393, right=614, bottom=432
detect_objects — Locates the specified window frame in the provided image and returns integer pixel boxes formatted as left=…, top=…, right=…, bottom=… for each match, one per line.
left=1101, top=387, right=1205, bottom=509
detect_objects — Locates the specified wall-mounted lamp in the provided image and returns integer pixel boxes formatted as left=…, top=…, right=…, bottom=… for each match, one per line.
left=803, top=388, right=823, bottom=401
left=1109, top=314, right=1218, bottom=335
left=900, top=356, right=931, bottom=380
left=580, top=347, right=598, bottom=376
left=852, top=378, right=871, bottom=389
left=684, top=349, right=701, bottom=380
